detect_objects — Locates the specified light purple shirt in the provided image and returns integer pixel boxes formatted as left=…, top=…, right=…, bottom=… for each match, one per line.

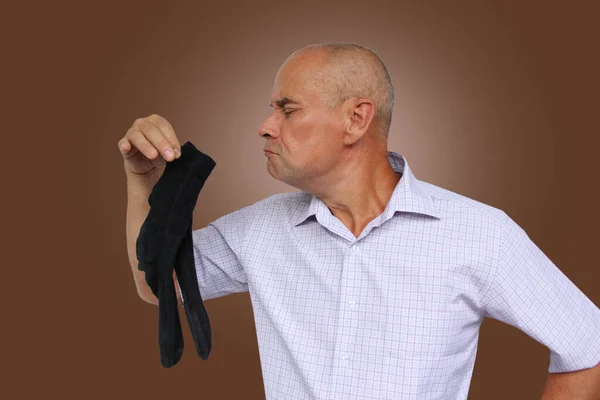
left=179, top=151, right=600, bottom=399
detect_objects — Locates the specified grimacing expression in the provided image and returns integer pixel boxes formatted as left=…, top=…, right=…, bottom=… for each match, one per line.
left=258, top=54, right=347, bottom=188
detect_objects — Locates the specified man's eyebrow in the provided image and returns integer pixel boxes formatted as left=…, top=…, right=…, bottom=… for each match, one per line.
left=269, top=97, right=298, bottom=108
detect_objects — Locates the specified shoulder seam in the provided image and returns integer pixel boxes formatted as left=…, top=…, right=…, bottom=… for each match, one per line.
left=239, top=203, right=259, bottom=261
left=480, top=211, right=508, bottom=315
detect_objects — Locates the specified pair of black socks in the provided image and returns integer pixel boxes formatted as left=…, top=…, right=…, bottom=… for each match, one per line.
left=135, top=141, right=215, bottom=367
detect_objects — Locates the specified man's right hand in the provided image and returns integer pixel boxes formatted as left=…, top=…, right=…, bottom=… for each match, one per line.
left=120, top=114, right=185, bottom=306
left=118, top=114, right=182, bottom=179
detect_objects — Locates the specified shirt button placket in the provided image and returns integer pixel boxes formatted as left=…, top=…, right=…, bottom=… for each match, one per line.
left=351, top=246, right=358, bottom=307
left=340, top=243, right=359, bottom=371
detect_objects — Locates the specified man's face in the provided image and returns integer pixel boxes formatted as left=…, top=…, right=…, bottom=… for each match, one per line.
left=258, top=52, right=346, bottom=189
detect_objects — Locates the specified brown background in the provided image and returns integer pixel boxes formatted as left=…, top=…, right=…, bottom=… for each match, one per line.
left=3, top=0, right=599, bottom=399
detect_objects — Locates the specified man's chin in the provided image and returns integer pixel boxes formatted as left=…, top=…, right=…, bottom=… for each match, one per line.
left=266, top=163, right=281, bottom=181
left=267, top=167, right=292, bottom=185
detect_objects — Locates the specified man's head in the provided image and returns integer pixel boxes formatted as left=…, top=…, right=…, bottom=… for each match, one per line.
left=258, top=42, right=395, bottom=190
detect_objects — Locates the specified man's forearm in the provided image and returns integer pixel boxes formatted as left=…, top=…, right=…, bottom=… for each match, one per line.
left=125, top=169, right=184, bottom=306
left=125, top=170, right=157, bottom=303
left=540, top=361, right=600, bottom=400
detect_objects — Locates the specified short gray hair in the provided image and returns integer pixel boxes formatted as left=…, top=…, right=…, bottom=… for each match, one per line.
left=290, top=42, right=395, bottom=139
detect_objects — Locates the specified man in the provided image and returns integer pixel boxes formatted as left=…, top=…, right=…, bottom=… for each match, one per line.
left=120, top=42, right=600, bottom=399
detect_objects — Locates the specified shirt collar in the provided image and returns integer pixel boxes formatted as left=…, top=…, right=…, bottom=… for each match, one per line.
left=292, top=151, right=441, bottom=227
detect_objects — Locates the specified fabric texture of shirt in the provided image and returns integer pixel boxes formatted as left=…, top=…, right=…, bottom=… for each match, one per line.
left=178, top=150, right=600, bottom=399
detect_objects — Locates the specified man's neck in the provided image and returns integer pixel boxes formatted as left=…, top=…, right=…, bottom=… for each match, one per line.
left=310, top=154, right=401, bottom=238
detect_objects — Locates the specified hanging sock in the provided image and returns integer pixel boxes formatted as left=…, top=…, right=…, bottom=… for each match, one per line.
left=136, top=141, right=216, bottom=367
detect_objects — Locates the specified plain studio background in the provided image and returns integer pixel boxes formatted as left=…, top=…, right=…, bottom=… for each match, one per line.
left=2, top=1, right=599, bottom=399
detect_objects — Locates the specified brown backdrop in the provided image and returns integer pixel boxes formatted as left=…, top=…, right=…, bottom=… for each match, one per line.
left=4, top=0, right=599, bottom=399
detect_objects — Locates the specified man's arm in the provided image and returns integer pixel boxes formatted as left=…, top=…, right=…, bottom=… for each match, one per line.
left=125, top=170, right=182, bottom=306
left=541, top=361, right=600, bottom=400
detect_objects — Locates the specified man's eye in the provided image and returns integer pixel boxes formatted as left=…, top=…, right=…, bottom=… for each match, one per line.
left=283, top=109, right=295, bottom=118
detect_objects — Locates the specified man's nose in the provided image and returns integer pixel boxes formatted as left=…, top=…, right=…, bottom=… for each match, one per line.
left=258, top=112, right=279, bottom=139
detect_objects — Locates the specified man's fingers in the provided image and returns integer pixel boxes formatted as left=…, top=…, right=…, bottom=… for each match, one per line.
left=132, top=119, right=175, bottom=162
left=126, top=128, right=161, bottom=160
left=118, top=138, right=131, bottom=153
left=148, top=114, right=182, bottom=158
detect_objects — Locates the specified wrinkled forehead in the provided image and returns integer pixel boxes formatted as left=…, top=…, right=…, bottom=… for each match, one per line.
left=272, top=53, right=337, bottom=105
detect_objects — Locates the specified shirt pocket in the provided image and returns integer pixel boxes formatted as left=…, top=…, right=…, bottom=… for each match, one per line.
left=382, top=262, right=460, bottom=364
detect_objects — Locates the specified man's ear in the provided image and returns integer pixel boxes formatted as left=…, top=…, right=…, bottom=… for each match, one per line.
left=344, top=98, right=375, bottom=144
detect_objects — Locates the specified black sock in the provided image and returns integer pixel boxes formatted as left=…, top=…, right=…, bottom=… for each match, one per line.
left=136, top=141, right=216, bottom=367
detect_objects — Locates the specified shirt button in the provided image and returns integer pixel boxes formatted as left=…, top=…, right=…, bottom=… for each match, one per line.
left=348, top=299, right=355, bottom=307
left=341, top=353, right=348, bottom=360
left=352, top=244, right=359, bottom=251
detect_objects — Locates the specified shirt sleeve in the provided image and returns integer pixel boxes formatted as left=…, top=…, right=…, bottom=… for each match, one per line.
left=179, top=205, right=255, bottom=303
left=482, top=212, right=600, bottom=373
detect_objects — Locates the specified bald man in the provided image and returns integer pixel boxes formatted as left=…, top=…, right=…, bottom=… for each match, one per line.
left=122, top=42, right=600, bottom=399
left=259, top=44, right=398, bottom=239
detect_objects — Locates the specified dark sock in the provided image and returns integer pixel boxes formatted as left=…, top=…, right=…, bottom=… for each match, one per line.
left=135, top=141, right=216, bottom=367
